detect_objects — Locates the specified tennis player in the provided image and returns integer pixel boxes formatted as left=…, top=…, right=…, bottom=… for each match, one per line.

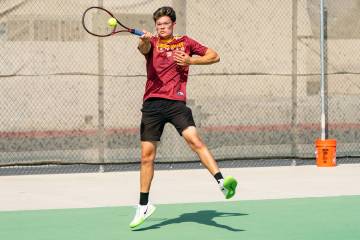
left=130, top=6, right=238, bottom=228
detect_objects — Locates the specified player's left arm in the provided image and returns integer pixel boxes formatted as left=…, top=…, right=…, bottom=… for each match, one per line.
left=174, top=48, right=220, bottom=66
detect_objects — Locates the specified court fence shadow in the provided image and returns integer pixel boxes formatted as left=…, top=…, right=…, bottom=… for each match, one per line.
left=132, top=210, right=247, bottom=232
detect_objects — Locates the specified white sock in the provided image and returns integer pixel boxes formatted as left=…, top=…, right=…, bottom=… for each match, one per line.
left=218, top=178, right=224, bottom=189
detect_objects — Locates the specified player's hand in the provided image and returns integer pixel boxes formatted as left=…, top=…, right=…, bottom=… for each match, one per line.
left=139, top=30, right=152, bottom=42
left=138, top=30, right=152, bottom=54
left=174, top=50, right=191, bottom=66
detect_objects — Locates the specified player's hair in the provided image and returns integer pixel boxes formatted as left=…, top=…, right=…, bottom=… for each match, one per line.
left=153, top=6, right=176, bottom=23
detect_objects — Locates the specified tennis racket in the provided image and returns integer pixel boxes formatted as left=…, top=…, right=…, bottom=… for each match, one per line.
left=82, top=6, right=144, bottom=37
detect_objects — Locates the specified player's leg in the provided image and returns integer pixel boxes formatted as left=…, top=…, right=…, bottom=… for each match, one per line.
left=130, top=99, right=165, bottom=229
left=140, top=141, right=157, bottom=194
left=182, top=126, right=219, bottom=174
left=166, top=101, right=237, bottom=199
left=182, top=126, right=237, bottom=199
left=129, top=141, right=157, bottom=228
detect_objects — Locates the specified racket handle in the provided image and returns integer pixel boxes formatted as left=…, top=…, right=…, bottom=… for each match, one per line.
left=131, top=29, right=144, bottom=36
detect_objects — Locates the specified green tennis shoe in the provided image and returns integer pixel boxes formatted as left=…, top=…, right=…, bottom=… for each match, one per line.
left=221, top=176, right=238, bottom=199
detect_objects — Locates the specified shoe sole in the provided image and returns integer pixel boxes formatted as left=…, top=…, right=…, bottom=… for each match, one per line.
left=223, top=176, right=237, bottom=199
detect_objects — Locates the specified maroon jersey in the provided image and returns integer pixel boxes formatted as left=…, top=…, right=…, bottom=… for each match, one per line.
left=143, top=35, right=208, bottom=102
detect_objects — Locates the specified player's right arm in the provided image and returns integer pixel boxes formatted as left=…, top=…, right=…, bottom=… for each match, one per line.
left=138, top=30, right=152, bottom=55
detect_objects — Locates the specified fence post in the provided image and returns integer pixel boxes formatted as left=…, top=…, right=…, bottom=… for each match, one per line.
left=320, top=0, right=328, bottom=140
left=291, top=0, right=298, bottom=160
left=172, top=0, right=186, bottom=35
left=98, top=0, right=105, bottom=167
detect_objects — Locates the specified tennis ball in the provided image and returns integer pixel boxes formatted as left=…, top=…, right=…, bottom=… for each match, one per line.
left=107, top=18, right=117, bottom=27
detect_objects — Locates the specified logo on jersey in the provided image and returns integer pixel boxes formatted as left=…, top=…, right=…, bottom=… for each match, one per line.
left=157, top=41, right=185, bottom=55
left=177, top=91, right=184, bottom=96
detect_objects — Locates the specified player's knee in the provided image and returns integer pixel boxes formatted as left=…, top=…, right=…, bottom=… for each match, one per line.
left=189, top=139, right=205, bottom=152
left=141, top=152, right=155, bottom=165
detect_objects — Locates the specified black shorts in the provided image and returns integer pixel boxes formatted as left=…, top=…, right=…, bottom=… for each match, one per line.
left=140, top=98, right=196, bottom=141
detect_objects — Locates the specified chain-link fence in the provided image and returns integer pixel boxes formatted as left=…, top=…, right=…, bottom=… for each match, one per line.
left=1, top=0, right=360, bottom=167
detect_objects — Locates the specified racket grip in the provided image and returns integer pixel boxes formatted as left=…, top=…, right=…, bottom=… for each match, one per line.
left=131, top=29, right=144, bottom=36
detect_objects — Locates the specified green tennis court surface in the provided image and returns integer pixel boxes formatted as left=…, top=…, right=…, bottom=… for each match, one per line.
left=1, top=196, right=359, bottom=240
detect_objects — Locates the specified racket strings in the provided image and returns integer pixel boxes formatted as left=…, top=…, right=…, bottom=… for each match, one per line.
left=83, top=8, right=121, bottom=37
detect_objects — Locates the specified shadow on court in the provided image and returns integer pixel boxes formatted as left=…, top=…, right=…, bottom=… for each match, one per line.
left=133, top=210, right=247, bottom=232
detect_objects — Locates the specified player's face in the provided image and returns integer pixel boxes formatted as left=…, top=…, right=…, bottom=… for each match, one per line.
left=155, top=16, right=175, bottom=39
